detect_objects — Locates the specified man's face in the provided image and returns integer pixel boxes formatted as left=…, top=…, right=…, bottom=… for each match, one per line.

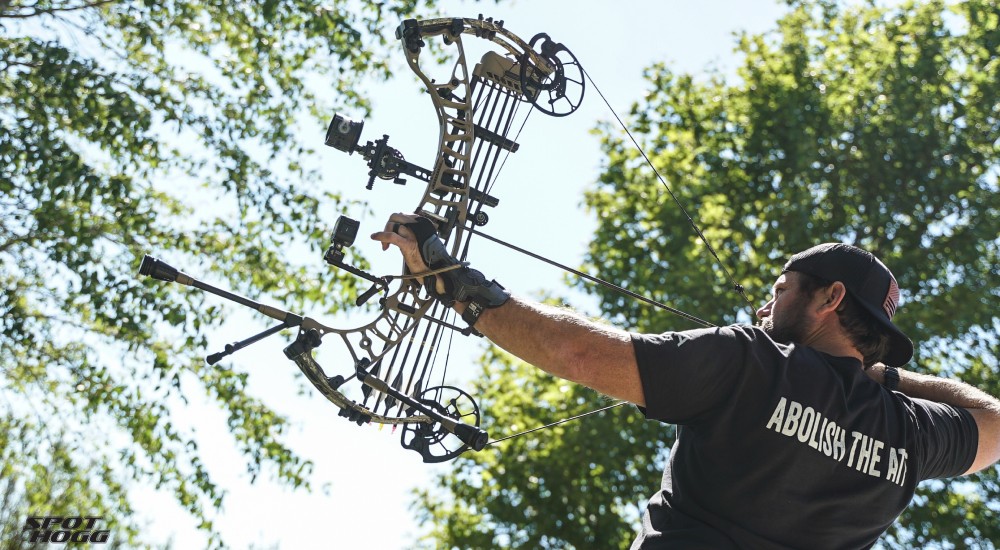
left=756, top=272, right=814, bottom=344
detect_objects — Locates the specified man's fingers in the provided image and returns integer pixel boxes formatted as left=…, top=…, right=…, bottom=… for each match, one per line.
left=374, top=212, right=424, bottom=249
left=370, top=229, right=408, bottom=250
left=371, top=222, right=432, bottom=273
left=386, top=212, right=420, bottom=229
left=371, top=212, right=442, bottom=277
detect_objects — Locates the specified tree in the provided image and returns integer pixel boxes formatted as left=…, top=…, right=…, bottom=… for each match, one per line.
left=414, top=341, right=670, bottom=550
left=412, top=342, right=673, bottom=549
left=415, top=0, right=999, bottom=547
left=0, top=1, right=437, bottom=546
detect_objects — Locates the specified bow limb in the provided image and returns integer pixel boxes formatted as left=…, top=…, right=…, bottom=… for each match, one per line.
left=397, top=16, right=556, bottom=75
left=283, top=327, right=488, bottom=463
left=283, top=329, right=430, bottom=426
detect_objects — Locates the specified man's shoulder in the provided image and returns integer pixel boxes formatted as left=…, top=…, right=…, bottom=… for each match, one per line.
left=664, top=323, right=777, bottom=343
left=699, top=324, right=796, bottom=356
left=635, top=324, right=800, bottom=373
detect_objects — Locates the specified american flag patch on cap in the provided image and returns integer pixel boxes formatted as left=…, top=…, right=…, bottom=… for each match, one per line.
left=883, top=277, right=900, bottom=318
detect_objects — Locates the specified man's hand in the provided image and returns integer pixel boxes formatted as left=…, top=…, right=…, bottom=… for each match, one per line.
left=370, top=212, right=446, bottom=294
left=370, top=212, right=428, bottom=268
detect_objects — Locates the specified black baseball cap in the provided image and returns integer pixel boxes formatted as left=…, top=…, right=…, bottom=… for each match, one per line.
left=782, top=243, right=913, bottom=367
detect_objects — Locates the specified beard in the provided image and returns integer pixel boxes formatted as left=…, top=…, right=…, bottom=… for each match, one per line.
left=759, top=304, right=809, bottom=345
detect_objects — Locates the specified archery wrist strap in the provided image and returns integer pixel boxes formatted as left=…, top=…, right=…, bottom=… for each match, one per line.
left=403, top=217, right=510, bottom=326
left=452, top=269, right=509, bottom=327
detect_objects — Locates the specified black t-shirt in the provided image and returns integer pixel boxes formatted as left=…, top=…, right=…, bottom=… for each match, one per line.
left=630, top=325, right=978, bottom=550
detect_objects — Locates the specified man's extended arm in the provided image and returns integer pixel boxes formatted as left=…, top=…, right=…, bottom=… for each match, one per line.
left=457, top=297, right=645, bottom=406
left=370, top=213, right=645, bottom=406
left=870, top=364, right=1000, bottom=474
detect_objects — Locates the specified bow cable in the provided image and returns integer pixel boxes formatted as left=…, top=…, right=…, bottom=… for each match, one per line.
left=485, top=401, right=628, bottom=447
left=468, top=227, right=714, bottom=328
left=580, top=67, right=756, bottom=315
left=457, top=73, right=750, bottom=330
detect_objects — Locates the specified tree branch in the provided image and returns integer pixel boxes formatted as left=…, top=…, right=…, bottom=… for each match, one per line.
left=0, top=0, right=118, bottom=20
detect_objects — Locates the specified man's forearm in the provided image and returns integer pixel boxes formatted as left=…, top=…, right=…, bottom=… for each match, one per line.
left=455, top=296, right=645, bottom=405
left=871, top=364, right=1000, bottom=474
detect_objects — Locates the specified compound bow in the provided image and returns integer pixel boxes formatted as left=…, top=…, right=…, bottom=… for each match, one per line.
left=141, top=15, right=588, bottom=463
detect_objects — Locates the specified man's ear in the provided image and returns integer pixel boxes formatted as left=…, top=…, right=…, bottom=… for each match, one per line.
left=816, top=281, right=847, bottom=315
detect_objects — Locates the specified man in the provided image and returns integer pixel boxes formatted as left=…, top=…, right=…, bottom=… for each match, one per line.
left=372, top=213, right=1000, bottom=549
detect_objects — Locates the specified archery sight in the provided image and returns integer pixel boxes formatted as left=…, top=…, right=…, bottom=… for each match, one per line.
left=325, top=113, right=500, bottom=229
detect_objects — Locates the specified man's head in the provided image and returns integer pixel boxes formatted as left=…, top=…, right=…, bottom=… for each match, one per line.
left=757, top=271, right=816, bottom=346
left=758, top=243, right=913, bottom=367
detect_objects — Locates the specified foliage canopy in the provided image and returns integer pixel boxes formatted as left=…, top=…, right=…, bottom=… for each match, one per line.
left=1, top=0, right=437, bottom=546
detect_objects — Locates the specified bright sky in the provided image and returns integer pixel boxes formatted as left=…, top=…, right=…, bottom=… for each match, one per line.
left=135, top=1, right=790, bottom=548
